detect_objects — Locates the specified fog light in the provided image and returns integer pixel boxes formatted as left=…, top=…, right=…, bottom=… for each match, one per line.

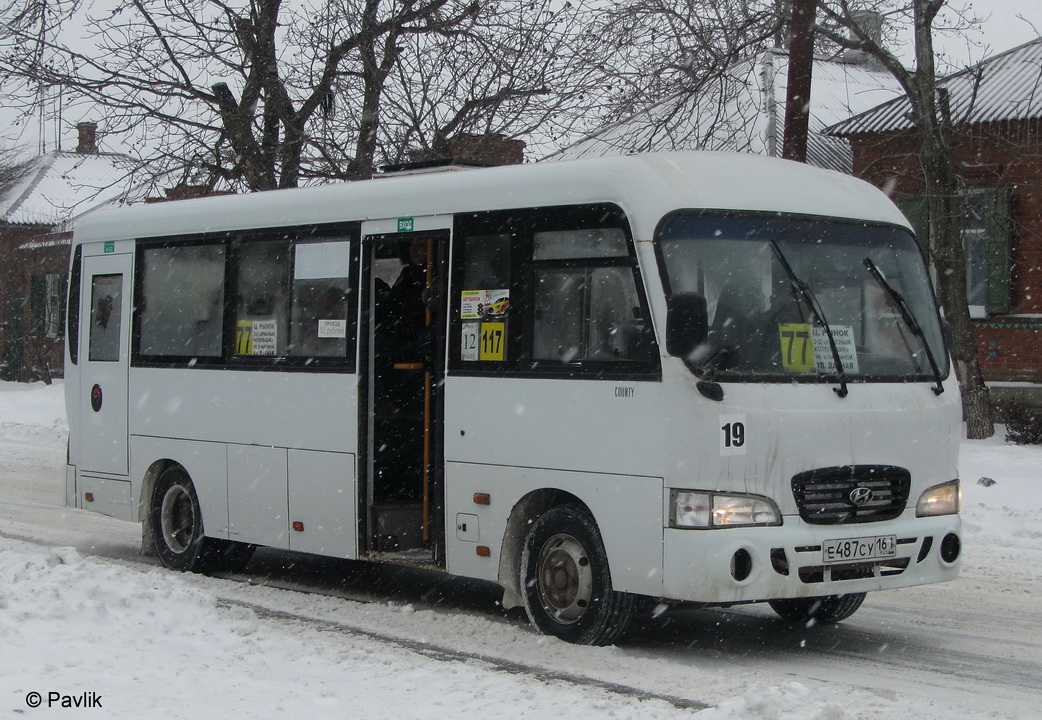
left=731, top=548, right=753, bottom=581
left=940, top=533, right=960, bottom=563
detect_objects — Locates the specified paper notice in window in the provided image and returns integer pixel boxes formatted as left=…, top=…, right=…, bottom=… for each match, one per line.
left=251, top=319, right=278, bottom=356
left=811, top=325, right=859, bottom=374
left=318, top=319, right=346, bottom=338
left=461, top=289, right=509, bottom=319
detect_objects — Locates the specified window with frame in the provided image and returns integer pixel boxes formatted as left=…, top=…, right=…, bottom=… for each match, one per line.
left=30, top=272, right=67, bottom=339
left=138, top=243, right=226, bottom=358
left=898, top=187, right=1012, bottom=318
left=134, top=229, right=356, bottom=367
left=233, top=236, right=353, bottom=360
left=452, top=205, right=658, bottom=378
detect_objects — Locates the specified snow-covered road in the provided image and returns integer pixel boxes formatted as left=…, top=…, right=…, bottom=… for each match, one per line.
left=2, top=381, right=1041, bottom=719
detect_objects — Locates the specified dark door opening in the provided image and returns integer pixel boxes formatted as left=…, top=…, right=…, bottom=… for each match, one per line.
left=361, top=232, right=447, bottom=565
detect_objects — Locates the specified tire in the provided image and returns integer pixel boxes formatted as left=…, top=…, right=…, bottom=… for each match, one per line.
left=768, top=592, right=867, bottom=624
left=150, top=466, right=256, bottom=574
left=151, top=465, right=208, bottom=571
left=520, top=505, right=636, bottom=646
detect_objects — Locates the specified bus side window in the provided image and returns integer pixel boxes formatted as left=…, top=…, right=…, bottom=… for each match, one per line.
left=235, top=240, right=291, bottom=357
left=233, top=235, right=355, bottom=361
left=67, top=245, right=82, bottom=365
left=530, top=227, right=652, bottom=365
left=138, top=244, right=226, bottom=358
left=458, top=233, right=513, bottom=365
left=452, top=206, right=658, bottom=376
left=288, top=240, right=351, bottom=358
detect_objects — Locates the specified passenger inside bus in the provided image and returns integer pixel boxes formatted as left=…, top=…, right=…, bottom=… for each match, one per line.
left=373, top=239, right=433, bottom=509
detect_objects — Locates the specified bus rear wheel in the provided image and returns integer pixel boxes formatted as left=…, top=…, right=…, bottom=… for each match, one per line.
left=150, top=466, right=254, bottom=573
left=520, top=505, right=636, bottom=646
left=768, top=592, right=867, bottom=623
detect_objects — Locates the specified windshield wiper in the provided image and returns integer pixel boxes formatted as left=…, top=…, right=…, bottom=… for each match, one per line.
left=862, top=257, right=945, bottom=396
left=770, top=241, right=849, bottom=398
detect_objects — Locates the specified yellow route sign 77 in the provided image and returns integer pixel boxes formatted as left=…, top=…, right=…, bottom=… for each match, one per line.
left=779, top=323, right=814, bottom=372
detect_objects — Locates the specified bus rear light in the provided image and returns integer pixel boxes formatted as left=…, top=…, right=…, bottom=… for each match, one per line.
left=473, top=493, right=491, bottom=505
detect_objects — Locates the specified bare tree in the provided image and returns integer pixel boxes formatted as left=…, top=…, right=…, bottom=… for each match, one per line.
left=0, top=0, right=583, bottom=190
left=572, top=0, right=783, bottom=128
left=0, top=145, right=32, bottom=196
left=381, top=0, right=604, bottom=162
left=817, top=0, right=994, bottom=438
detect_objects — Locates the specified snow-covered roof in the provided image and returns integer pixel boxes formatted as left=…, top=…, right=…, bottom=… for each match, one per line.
left=543, top=49, right=903, bottom=173
left=830, top=37, right=1042, bottom=135
left=0, top=150, right=143, bottom=229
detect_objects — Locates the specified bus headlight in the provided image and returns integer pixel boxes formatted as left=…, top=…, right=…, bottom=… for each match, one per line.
left=670, top=490, right=781, bottom=529
left=916, top=479, right=960, bottom=517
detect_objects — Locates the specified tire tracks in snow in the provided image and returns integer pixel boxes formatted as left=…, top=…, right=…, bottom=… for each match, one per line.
left=1, top=529, right=710, bottom=712
left=215, top=595, right=711, bottom=712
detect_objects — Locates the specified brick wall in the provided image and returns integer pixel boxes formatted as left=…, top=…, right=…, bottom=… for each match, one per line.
left=0, top=225, right=70, bottom=381
left=848, top=118, right=1042, bottom=383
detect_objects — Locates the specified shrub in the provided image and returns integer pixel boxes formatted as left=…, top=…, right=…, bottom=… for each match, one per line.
left=1005, top=401, right=1042, bottom=445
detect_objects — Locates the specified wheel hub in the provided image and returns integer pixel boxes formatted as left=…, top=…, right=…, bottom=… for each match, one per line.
left=160, top=484, right=195, bottom=554
left=536, top=533, right=593, bottom=625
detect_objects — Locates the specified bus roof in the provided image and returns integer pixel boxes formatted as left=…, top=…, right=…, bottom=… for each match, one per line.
left=72, top=152, right=909, bottom=245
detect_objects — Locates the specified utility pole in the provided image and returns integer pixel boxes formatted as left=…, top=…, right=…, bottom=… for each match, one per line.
left=782, top=0, right=816, bottom=162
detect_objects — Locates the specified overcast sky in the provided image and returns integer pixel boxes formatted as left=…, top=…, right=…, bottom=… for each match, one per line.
left=931, top=0, right=1041, bottom=65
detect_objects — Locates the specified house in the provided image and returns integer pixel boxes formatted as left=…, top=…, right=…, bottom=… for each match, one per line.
left=0, top=123, right=143, bottom=381
left=827, top=38, right=1042, bottom=409
left=544, top=47, right=903, bottom=173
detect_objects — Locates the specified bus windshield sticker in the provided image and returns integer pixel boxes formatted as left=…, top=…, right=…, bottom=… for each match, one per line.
left=479, top=321, right=506, bottom=361
left=779, top=323, right=815, bottom=372
left=811, top=325, right=859, bottom=374
left=236, top=319, right=278, bottom=356
left=461, top=289, right=510, bottom=320
left=461, top=322, right=479, bottom=361
left=317, top=319, right=346, bottom=339
left=779, top=323, right=859, bottom=374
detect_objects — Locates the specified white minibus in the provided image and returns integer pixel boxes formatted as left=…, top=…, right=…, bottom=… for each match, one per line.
left=65, top=152, right=962, bottom=645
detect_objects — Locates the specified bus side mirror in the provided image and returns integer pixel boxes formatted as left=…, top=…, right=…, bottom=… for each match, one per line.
left=666, top=292, right=708, bottom=359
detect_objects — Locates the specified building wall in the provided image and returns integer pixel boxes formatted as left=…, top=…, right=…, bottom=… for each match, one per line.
left=849, top=118, right=1042, bottom=383
left=0, top=225, right=70, bottom=381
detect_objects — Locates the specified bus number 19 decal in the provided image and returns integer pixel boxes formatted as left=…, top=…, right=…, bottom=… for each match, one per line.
left=720, top=414, right=747, bottom=456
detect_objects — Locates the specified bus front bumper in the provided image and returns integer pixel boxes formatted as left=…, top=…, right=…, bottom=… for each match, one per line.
left=660, top=513, right=962, bottom=604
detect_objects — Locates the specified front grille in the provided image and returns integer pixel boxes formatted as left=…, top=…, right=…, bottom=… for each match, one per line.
left=791, top=465, right=911, bottom=525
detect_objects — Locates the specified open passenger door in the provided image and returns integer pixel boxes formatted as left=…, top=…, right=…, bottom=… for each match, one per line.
left=359, top=216, right=450, bottom=565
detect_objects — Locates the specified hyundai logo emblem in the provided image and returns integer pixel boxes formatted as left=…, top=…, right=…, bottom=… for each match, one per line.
left=849, top=487, right=874, bottom=506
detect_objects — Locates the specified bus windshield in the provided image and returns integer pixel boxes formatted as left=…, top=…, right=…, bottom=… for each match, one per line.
left=657, top=212, right=949, bottom=383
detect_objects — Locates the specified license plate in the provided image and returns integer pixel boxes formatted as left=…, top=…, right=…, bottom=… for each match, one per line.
left=822, top=535, right=897, bottom=564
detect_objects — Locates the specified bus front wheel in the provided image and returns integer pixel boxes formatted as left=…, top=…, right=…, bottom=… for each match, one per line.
left=520, top=505, right=636, bottom=645
left=150, top=466, right=254, bottom=573
left=768, top=592, right=867, bottom=624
